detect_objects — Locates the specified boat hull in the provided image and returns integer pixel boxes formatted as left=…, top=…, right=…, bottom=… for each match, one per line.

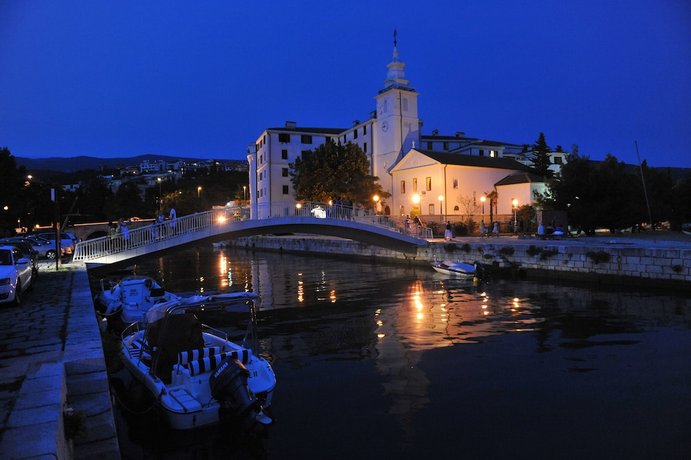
left=432, top=261, right=477, bottom=278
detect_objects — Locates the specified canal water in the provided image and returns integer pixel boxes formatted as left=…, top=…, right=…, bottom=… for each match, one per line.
left=94, top=244, right=691, bottom=460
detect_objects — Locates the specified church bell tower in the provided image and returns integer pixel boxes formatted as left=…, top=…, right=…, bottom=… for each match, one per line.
left=373, top=31, right=420, bottom=194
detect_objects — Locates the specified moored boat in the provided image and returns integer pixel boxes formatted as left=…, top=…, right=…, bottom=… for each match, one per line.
left=120, top=292, right=276, bottom=431
left=431, top=260, right=477, bottom=278
left=96, top=275, right=181, bottom=329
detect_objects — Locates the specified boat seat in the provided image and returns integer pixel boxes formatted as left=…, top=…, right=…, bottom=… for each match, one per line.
left=177, top=347, right=223, bottom=365
left=179, top=350, right=250, bottom=376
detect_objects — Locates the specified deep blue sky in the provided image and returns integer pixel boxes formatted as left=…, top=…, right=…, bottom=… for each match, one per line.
left=1, top=0, right=689, bottom=168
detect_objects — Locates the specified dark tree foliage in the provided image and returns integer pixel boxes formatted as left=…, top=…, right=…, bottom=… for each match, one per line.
left=531, top=132, right=553, bottom=178
left=290, top=141, right=389, bottom=206
left=670, top=173, right=691, bottom=229
left=74, top=178, right=115, bottom=221
left=543, top=153, right=681, bottom=234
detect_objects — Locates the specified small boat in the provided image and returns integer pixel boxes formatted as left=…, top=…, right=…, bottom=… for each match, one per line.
left=120, top=292, right=276, bottom=431
left=96, top=275, right=181, bottom=329
left=432, top=260, right=477, bottom=278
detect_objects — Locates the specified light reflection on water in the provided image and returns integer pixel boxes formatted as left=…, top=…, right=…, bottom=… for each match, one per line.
left=102, top=245, right=691, bottom=459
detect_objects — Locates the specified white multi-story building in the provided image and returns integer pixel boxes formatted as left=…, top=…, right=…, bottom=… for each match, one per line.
left=247, top=37, right=563, bottom=221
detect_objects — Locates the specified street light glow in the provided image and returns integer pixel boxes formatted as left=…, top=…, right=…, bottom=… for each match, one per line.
left=412, top=193, right=420, bottom=205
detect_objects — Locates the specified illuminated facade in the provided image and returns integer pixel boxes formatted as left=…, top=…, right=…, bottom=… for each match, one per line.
left=247, top=37, right=559, bottom=220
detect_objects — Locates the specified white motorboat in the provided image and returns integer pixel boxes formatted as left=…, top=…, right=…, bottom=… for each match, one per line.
left=431, top=260, right=477, bottom=278
left=120, top=292, right=276, bottom=431
left=96, top=275, right=181, bottom=328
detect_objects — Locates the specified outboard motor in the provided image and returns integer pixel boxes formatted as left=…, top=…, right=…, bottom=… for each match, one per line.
left=209, top=358, right=271, bottom=431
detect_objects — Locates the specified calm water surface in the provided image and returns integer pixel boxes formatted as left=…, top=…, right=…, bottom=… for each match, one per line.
left=96, top=245, right=691, bottom=460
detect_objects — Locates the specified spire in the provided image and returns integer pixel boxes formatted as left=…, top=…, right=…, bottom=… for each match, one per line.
left=383, top=29, right=410, bottom=91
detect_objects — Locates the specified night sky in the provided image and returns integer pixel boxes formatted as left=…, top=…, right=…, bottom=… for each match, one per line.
left=1, top=0, right=689, bottom=168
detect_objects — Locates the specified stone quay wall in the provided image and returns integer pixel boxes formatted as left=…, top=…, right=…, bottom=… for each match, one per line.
left=226, top=235, right=691, bottom=291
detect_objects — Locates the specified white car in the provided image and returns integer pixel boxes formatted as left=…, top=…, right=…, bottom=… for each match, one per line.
left=0, top=245, right=34, bottom=306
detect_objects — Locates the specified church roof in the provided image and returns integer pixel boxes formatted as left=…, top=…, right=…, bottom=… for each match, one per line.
left=416, top=150, right=531, bottom=171
left=494, top=172, right=545, bottom=186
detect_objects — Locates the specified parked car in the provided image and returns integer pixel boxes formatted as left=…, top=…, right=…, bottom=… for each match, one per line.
left=31, top=231, right=77, bottom=256
left=22, top=235, right=64, bottom=259
left=0, top=245, right=34, bottom=306
left=0, top=238, right=39, bottom=275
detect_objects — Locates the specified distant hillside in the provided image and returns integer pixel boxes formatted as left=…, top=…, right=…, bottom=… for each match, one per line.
left=15, top=155, right=244, bottom=173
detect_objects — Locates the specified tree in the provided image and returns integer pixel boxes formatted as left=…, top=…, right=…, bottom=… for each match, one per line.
left=531, top=132, right=552, bottom=178
left=290, top=141, right=389, bottom=206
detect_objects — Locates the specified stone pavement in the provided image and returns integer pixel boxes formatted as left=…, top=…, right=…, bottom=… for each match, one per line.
left=0, top=261, right=120, bottom=459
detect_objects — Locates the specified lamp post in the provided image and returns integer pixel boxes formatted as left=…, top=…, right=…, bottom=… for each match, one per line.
left=197, top=186, right=202, bottom=198
left=243, top=185, right=247, bottom=201
left=512, top=198, right=519, bottom=233
left=157, top=177, right=162, bottom=212
left=372, top=194, right=380, bottom=214
left=480, top=195, right=486, bottom=224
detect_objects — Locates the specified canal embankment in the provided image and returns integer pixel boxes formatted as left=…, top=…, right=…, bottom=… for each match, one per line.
left=0, top=262, right=119, bottom=460
left=224, top=232, right=691, bottom=291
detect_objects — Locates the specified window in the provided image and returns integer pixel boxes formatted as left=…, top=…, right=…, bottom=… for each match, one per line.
left=554, top=156, right=563, bottom=164
left=301, top=135, right=312, bottom=144
left=479, top=149, right=484, bottom=157
left=354, top=129, right=358, bottom=139
left=400, top=180, right=406, bottom=194
left=363, top=125, right=367, bottom=135
left=428, top=141, right=434, bottom=150
left=453, top=205, right=459, bottom=211
left=282, top=168, right=288, bottom=177
left=363, top=142, right=367, bottom=153
left=282, top=185, right=289, bottom=194
left=278, top=133, right=290, bottom=143
left=453, top=179, right=458, bottom=189
left=259, top=171, right=262, bottom=180
left=429, top=204, right=435, bottom=215
left=490, top=150, right=496, bottom=158
left=426, top=177, right=431, bottom=191
left=413, top=178, right=418, bottom=193
left=402, top=97, right=408, bottom=112
left=443, top=142, right=448, bottom=150
left=281, top=149, right=288, bottom=160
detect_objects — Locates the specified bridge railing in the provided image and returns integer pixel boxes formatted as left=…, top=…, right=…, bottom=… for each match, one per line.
left=73, top=202, right=409, bottom=261
left=257, top=201, right=405, bottom=233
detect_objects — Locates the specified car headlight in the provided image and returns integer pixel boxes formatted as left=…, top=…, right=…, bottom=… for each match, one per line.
left=0, top=278, right=10, bottom=286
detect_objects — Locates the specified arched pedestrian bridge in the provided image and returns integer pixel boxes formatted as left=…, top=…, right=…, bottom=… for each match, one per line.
left=72, top=203, right=429, bottom=267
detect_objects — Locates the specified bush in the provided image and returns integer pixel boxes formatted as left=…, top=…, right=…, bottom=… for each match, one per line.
left=527, top=245, right=542, bottom=257
left=586, top=250, right=611, bottom=264
left=539, top=248, right=558, bottom=260
left=499, top=246, right=514, bottom=256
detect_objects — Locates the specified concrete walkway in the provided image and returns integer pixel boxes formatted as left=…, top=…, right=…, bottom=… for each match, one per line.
left=0, top=261, right=119, bottom=459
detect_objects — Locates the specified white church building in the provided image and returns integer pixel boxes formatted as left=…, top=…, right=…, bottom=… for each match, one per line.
left=247, top=37, right=559, bottom=225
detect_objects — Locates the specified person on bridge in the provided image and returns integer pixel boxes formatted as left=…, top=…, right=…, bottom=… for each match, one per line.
left=169, top=208, right=177, bottom=234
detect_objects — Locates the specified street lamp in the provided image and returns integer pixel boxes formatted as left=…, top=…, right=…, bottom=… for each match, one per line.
left=197, top=186, right=202, bottom=198
left=157, top=177, right=162, bottom=212
left=512, top=198, right=519, bottom=233
left=372, top=194, right=380, bottom=214
left=242, top=185, right=247, bottom=201
left=480, top=195, right=486, bottom=224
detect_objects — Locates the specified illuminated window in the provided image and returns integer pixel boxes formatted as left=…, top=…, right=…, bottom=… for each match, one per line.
left=426, top=177, right=431, bottom=191
left=400, top=180, right=406, bottom=194
left=413, top=178, right=418, bottom=192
